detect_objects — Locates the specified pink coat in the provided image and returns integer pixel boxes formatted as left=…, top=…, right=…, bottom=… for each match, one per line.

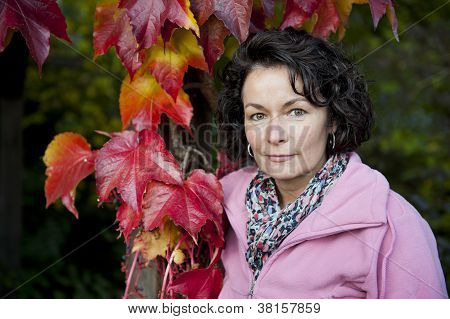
left=218, top=151, right=448, bottom=298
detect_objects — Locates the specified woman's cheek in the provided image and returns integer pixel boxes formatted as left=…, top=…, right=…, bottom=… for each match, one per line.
left=245, top=125, right=259, bottom=151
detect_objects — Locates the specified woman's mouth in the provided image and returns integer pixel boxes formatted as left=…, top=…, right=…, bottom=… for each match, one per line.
left=267, top=155, right=295, bottom=162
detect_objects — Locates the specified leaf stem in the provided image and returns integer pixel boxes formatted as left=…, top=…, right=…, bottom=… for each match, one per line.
left=209, top=247, right=220, bottom=268
left=160, top=233, right=189, bottom=299
left=188, top=245, right=194, bottom=269
left=123, top=251, right=139, bottom=299
left=181, top=146, right=192, bottom=176
left=208, top=242, right=213, bottom=261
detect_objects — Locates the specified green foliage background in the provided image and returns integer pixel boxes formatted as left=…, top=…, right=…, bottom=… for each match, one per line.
left=1, top=0, right=448, bottom=297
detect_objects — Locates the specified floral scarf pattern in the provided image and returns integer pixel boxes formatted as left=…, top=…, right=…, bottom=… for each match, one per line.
left=245, top=152, right=350, bottom=282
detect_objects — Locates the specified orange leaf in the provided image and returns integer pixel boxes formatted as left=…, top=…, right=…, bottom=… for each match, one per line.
left=172, top=28, right=208, bottom=72
left=140, top=29, right=207, bottom=100
left=43, top=132, right=96, bottom=218
left=142, top=38, right=188, bottom=101
left=120, top=71, right=193, bottom=133
left=168, top=0, right=200, bottom=37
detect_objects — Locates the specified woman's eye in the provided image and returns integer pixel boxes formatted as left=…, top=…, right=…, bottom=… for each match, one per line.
left=249, top=109, right=305, bottom=121
left=288, top=108, right=306, bottom=117
left=250, top=113, right=266, bottom=121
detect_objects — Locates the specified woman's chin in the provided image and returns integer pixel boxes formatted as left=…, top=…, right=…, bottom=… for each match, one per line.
left=259, top=164, right=305, bottom=180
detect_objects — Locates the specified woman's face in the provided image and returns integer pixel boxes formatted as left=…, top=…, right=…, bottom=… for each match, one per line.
left=243, top=65, right=334, bottom=180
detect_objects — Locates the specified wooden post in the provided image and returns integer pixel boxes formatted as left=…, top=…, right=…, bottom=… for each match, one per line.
left=0, top=33, right=28, bottom=274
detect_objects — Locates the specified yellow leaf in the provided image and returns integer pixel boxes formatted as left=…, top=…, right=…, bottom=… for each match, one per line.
left=132, top=217, right=181, bottom=265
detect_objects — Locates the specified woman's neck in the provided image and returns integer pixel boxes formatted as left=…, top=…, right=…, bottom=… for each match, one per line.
left=273, top=154, right=328, bottom=210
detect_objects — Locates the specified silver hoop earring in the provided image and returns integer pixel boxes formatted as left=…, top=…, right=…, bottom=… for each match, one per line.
left=329, top=132, right=336, bottom=150
left=247, top=143, right=254, bottom=158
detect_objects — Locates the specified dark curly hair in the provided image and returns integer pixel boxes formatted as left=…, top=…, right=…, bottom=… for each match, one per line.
left=215, top=27, right=374, bottom=164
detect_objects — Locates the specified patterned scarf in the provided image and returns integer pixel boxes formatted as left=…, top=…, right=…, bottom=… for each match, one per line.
left=245, top=152, right=350, bottom=282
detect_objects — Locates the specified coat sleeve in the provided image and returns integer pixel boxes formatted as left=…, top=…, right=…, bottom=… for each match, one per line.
left=374, top=191, right=448, bottom=298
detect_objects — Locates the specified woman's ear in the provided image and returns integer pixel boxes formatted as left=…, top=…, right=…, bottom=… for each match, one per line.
left=330, top=109, right=338, bottom=134
left=326, top=114, right=337, bottom=135
left=331, top=122, right=337, bottom=135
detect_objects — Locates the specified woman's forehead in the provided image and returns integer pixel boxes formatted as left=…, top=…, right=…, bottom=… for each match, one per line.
left=242, top=67, right=306, bottom=106
left=244, top=65, right=302, bottom=89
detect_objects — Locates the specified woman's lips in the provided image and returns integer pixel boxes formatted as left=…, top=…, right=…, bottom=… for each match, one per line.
left=267, top=155, right=295, bottom=162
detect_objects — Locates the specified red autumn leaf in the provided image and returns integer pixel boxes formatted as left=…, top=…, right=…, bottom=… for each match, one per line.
left=116, top=201, right=142, bottom=242
left=95, top=129, right=183, bottom=213
left=118, top=0, right=199, bottom=50
left=200, top=219, right=224, bottom=248
left=142, top=169, right=224, bottom=242
left=190, top=0, right=214, bottom=26
left=186, top=168, right=224, bottom=221
left=120, top=70, right=194, bottom=133
left=294, top=0, right=321, bottom=15
left=312, top=0, right=340, bottom=39
left=186, top=170, right=224, bottom=247
left=211, top=0, right=252, bottom=43
left=190, top=0, right=252, bottom=44
left=368, top=0, right=398, bottom=41
left=60, top=190, right=77, bottom=219
left=279, top=0, right=397, bottom=41
left=198, top=15, right=230, bottom=75
left=117, top=0, right=164, bottom=49
left=0, top=0, right=71, bottom=74
left=279, top=0, right=310, bottom=30
left=168, top=265, right=223, bottom=298
left=43, top=132, right=96, bottom=219
left=279, top=0, right=323, bottom=31
left=93, top=1, right=143, bottom=80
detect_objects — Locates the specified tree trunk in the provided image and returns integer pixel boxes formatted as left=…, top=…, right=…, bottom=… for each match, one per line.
left=0, top=33, right=28, bottom=274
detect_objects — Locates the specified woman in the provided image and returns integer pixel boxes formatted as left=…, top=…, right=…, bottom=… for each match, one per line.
left=215, top=27, right=448, bottom=299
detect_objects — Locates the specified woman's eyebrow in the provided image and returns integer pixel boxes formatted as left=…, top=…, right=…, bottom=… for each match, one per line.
left=244, top=96, right=307, bottom=109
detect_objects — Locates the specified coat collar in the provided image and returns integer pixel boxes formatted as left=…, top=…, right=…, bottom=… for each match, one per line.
left=221, top=151, right=390, bottom=250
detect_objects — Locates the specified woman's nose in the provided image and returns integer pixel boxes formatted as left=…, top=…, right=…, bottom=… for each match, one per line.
left=266, top=123, right=288, bottom=145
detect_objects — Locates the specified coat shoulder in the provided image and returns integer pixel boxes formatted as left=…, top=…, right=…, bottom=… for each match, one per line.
left=372, top=188, right=448, bottom=298
left=386, top=189, right=430, bottom=227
